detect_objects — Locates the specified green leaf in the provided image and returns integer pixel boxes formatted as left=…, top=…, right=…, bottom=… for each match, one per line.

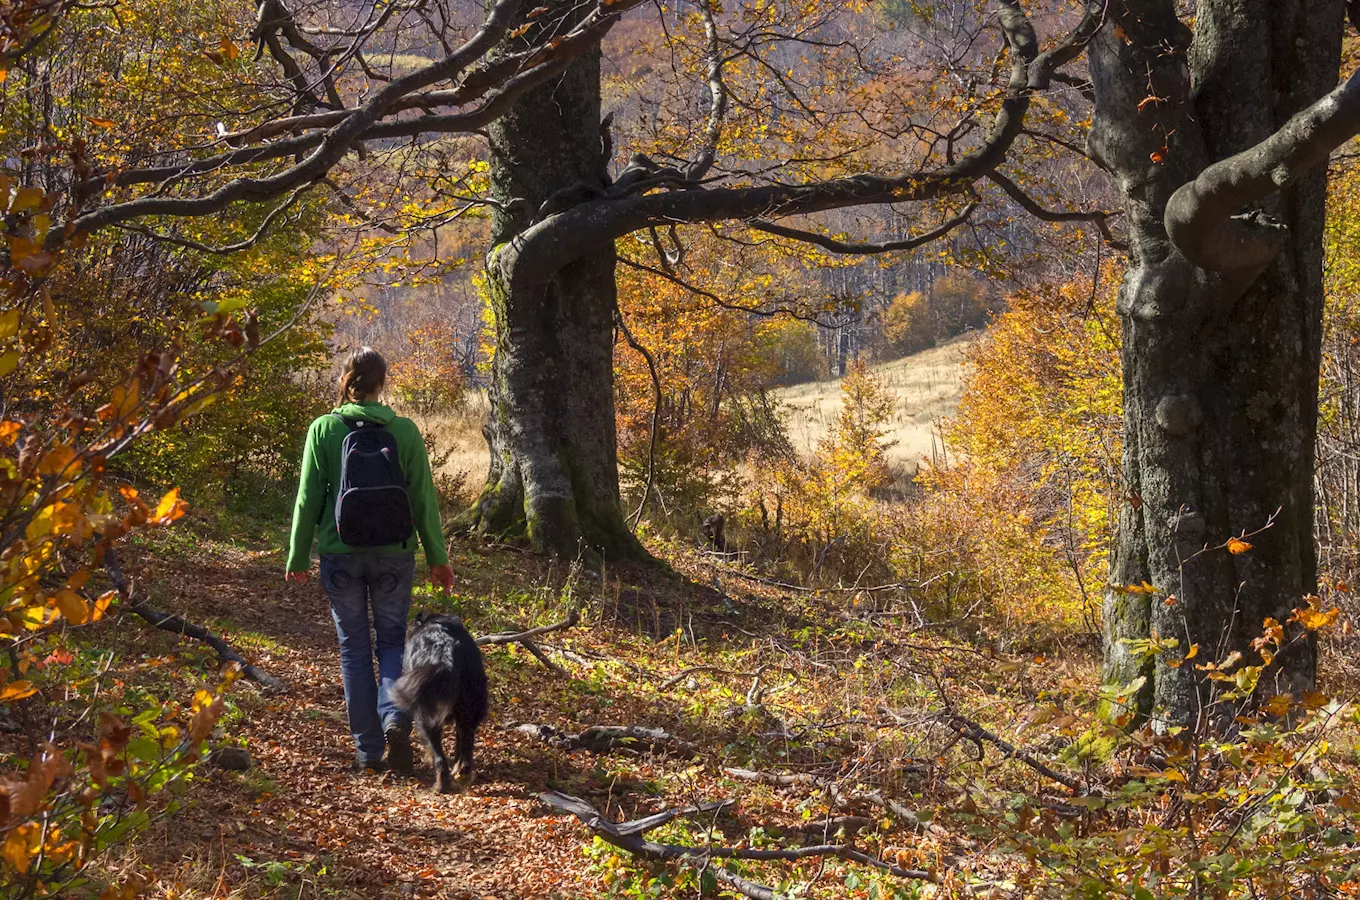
left=126, top=736, right=162, bottom=764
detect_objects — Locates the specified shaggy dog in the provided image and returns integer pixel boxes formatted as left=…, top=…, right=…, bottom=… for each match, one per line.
left=391, top=612, right=489, bottom=792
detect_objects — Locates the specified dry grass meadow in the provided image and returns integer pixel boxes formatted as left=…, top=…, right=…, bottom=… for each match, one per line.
left=411, top=334, right=976, bottom=485
left=775, top=333, right=977, bottom=472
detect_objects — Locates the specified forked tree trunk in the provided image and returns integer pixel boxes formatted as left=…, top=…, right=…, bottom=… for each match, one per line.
left=461, top=47, right=640, bottom=559
left=1093, top=1, right=1345, bottom=725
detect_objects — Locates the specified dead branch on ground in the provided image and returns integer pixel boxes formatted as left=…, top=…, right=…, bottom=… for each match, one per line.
left=104, top=550, right=287, bottom=692
left=513, top=723, right=695, bottom=756
left=944, top=713, right=1083, bottom=792
left=474, top=608, right=580, bottom=674
left=540, top=791, right=938, bottom=900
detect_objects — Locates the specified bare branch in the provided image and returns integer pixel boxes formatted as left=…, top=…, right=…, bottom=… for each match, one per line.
left=514, top=723, right=695, bottom=755
left=749, top=202, right=978, bottom=255
left=473, top=607, right=580, bottom=646
left=540, top=791, right=939, bottom=900
left=499, top=0, right=1107, bottom=296
left=474, top=608, right=580, bottom=673
left=685, top=0, right=729, bottom=181
left=615, top=311, right=661, bottom=531
left=985, top=171, right=1125, bottom=249
left=61, top=0, right=647, bottom=244
left=945, top=713, right=1083, bottom=792
left=112, top=184, right=312, bottom=254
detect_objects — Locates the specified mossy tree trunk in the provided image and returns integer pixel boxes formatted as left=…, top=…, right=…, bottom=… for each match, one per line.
left=461, top=46, right=640, bottom=559
left=1091, top=0, right=1346, bottom=725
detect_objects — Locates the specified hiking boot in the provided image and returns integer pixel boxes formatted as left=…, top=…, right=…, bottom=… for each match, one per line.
left=385, top=723, right=414, bottom=776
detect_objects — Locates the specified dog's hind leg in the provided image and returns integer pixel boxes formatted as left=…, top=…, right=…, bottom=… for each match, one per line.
left=451, top=719, right=476, bottom=787
left=418, top=716, right=453, bottom=793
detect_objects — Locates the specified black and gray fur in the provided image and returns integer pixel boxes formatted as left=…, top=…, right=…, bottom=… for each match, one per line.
left=391, top=612, right=489, bottom=793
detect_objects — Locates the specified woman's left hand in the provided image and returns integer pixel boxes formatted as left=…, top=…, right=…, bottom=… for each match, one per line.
left=429, top=564, right=454, bottom=593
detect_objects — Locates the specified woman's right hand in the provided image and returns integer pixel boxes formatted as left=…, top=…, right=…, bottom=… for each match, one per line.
left=285, top=571, right=310, bottom=585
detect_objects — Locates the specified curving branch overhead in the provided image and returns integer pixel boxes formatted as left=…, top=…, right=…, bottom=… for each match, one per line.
left=1165, top=66, right=1360, bottom=275
left=47, top=0, right=648, bottom=245
left=496, top=0, right=1109, bottom=296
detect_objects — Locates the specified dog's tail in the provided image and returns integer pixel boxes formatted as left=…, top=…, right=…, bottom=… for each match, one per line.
left=391, top=664, right=457, bottom=715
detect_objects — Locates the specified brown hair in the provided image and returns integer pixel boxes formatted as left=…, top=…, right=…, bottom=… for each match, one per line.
left=338, top=346, right=388, bottom=403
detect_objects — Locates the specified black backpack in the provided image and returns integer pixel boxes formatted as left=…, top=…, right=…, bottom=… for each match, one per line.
left=331, top=414, right=414, bottom=547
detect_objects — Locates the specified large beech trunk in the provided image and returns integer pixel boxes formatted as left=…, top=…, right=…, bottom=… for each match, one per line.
left=463, top=47, right=640, bottom=559
left=1093, top=1, right=1345, bottom=724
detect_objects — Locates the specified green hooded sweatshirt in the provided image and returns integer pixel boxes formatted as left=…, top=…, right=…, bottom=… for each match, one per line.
left=286, top=401, right=449, bottom=573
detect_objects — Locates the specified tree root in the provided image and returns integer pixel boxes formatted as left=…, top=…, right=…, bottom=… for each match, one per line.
left=104, top=550, right=287, bottom=692
left=540, top=790, right=938, bottom=900
left=513, top=723, right=694, bottom=756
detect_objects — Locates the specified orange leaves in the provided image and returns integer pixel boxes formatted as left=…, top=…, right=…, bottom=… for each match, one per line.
left=204, top=37, right=240, bottom=65
left=1, top=822, right=38, bottom=873
left=1289, top=597, right=1340, bottom=632
left=1253, top=616, right=1284, bottom=665
left=7, top=186, right=44, bottom=215
left=1165, top=642, right=1198, bottom=669
left=0, top=744, right=72, bottom=830
left=1261, top=693, right=1293, bottom=717
left=97, top=377, right=141, bottom=424
left=52, top=589, right=90, bottom=626
left=153, top=487, right=188, bottom=525
left=1225, top=537, right=1253, bottom=555
left=90, top=591, right=117, bottom=623
left=34, top=443, right=76, bottom=477
left=0, top=681, right=37, bottom=701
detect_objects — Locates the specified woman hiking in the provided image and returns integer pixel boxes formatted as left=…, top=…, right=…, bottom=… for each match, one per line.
left=285, top=347, right=454, bottom=774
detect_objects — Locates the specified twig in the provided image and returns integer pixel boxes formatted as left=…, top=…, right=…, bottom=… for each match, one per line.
left=615, top=311, right=661, bottom=532
left=474, top=608, right=581, bottom=646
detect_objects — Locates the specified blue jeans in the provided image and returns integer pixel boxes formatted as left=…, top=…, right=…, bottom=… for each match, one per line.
left=320, top=552, right=415, bottom=762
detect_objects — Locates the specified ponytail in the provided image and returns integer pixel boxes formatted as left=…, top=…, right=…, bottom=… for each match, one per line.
left=338, top=346, right=387, bottom=403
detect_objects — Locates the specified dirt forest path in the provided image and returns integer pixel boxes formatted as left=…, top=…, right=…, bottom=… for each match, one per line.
left=136, top=541, right=639, bottom=899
